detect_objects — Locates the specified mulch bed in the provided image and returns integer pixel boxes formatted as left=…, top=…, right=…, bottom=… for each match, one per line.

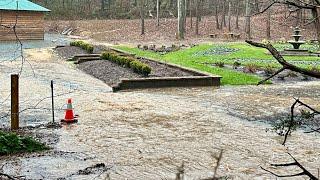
left=54, top=45, right=106, bottom=59
left=78, top=60, right=143, bottom=86
left=55, top=46, right=197, bottom=86
left=55, top=46, right=87, bottom=59
left=78, top=58, right=197, bottom=86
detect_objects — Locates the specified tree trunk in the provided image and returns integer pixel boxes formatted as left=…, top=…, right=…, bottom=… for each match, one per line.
left=221, top=1, right=226, bottom=29
left=311, top=7, right=320, bottom=49
left=184, top=0, right=187, bottom=28
left=245, top=0, right=251, bottom=39
left=140, top=0, right=145, bottom=35
left=266, top=8, right=271, bottom=39
left=178, top=0, right=186, bottom=39
left=195, top=0, right=200, bottom=35
left=235, top=1, right=239, bottom=29
left=228, top=1, right=231, bottom=32
left=156, top=0, right=160, bottom=26
left=215, top=4, right=220, bottom=29
left=101, top=0, right=105, bottom=11
left=190, top=0, right=193, bottom=29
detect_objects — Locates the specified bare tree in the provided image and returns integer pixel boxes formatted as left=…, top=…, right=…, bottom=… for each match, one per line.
left=253, top=0, right=320, bottom=48
left=227, top=0, right=231, bottom=32
left=195, top=0, right=200, bottom=35
left=245, top=0, right=251, bottom=39
left=235, top=0, right=240, bottom=29
left=178, top=0, right=186, bottom=39
left=190, top=0, right=193, bottom=29
left=156, top=0, right=160, bottom=27
left=220, top=0, right=226, bottom=29
left=215, top=2, right=220, bottom=30
left=139, top=0, right=145, bottom=35
left=266, top=8, right=271, bottom=39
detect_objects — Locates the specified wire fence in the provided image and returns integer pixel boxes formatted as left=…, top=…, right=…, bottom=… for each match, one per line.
left=0, top=0, right=83, bottom=128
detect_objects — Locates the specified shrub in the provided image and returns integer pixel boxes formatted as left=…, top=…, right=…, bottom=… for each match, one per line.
left=261, top=39, right=271, bottom=44
left=101, top=52, right=152, bottom=76
left=0, top=131, right=48, bottom=155
left=309, top=66, right=320, bottom=73
left=286, top=71, right=298, bottom=77
left=244, top=63, right=258, bottom=73
left=214, top=61, right=225, bottom=68
left=276, top=37, right=287, bottom=44
left=264, top=65, right=275, bottom=75
left=233, top=61, right=241, bottom=69
left=70, top=41, right=94, bottom=53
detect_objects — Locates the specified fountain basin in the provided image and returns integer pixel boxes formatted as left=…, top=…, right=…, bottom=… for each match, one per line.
left=287, top=40, right=306, bottom=49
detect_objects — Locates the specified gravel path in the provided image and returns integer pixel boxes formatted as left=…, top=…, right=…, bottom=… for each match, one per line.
left=0, top=48, right=320, bottom=179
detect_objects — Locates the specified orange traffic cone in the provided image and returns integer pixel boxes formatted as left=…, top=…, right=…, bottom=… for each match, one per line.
left=61, top=98, right=78, bottom=123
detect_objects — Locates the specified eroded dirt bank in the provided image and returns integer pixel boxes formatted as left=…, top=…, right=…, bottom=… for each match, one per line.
left=0, top=48, right=319, bottom=179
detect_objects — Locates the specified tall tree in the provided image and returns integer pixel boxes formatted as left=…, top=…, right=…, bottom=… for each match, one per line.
left=227, top=0, right=231, bottom=32
left=235, top=0, right=240, bottom=29
left=215, top=3, right=220, bottom=30
left=266, top=8, right=271, bottom=39
left=195, top=0, right=200, bottom=35
left=220, top=0, right=226, bottom=29
left=177, top=0, right=186, bottom=39
left=245, top=0, right=251, bottom=39
left=255, top=0, right=320, bottom=48
left=190, top=0, right=193, bottom=29
left=156, top=0, right=160, bottom=26
left=101, top=0, right=106, bottom=16
left=139, top=0, right=145, bottom=35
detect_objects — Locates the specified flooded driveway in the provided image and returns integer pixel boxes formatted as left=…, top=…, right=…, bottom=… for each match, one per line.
left=0, top=33, right=71, bottom=61
left=0, top=48, right=320, bottom=179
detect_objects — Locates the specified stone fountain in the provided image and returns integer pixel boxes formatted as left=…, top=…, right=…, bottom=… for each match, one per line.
left=287, top=27, right=307, bottom=51
left=281, top=27, right=310, bottom=55
left=278, top=27, right=320, bottom=56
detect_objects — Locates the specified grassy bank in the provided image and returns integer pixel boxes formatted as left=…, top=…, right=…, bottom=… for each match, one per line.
left=115, top=42, right=320, bottom=85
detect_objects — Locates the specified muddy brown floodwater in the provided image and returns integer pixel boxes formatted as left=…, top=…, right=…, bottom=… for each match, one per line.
left=0, top=48, right=320, bottom=179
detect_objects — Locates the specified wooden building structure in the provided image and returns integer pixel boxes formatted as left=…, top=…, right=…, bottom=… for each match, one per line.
left=0, top=0, right=50, bottom=41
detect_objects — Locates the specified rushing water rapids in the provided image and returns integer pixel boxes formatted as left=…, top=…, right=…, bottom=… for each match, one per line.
left=0, top=48, right=319, bottom=179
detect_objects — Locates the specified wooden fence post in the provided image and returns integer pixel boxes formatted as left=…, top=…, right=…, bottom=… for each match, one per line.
left=11, top=74, right=19, bottom=130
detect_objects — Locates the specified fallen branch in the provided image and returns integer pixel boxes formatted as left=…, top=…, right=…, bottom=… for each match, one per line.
left=279, top=98, right=320, bottom=145
left=0, top=173, right=15, bottom=180
left=282, top=98, right=299, bottom=145
left=261, top=153, right=318, bottom=180
left=246, top=40, right=320, bottom=84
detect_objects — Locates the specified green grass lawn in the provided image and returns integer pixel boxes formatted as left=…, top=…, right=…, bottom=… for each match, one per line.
left=114, top=42, right=320, bottom=85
